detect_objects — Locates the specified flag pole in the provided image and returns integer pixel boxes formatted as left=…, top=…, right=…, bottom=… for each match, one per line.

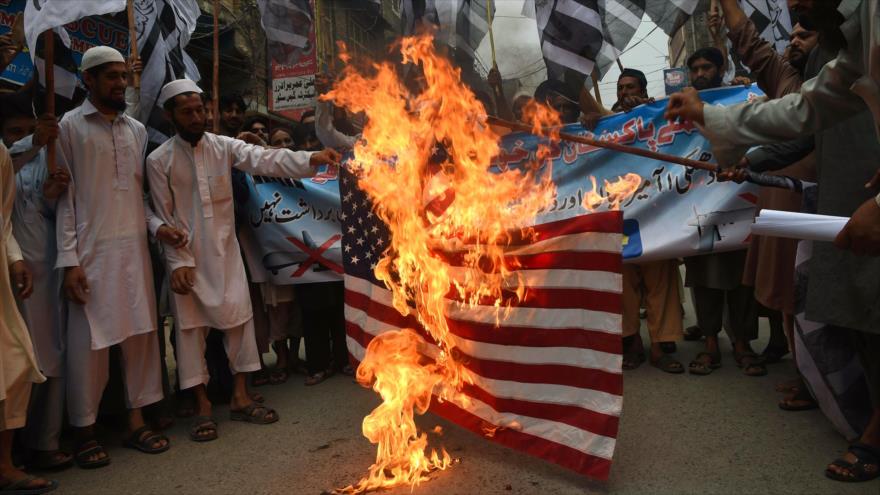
left=314, top=0, right=322, bottom=67
left=212, top=0, right=220, bottom=132
left=43, top=30, right=56, bottom=174
left=590, top=68, right=603, bottom=106
left=486, top=0, right=496, bottom=68
left=126, top=0, right=140, bottom=90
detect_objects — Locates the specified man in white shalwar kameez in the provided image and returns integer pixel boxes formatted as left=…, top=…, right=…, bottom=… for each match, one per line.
left=147, top=80, right=340, bottom=440
left=55, top=46, right=180, bottom=467
left=1, top=140, right=56, bottom=492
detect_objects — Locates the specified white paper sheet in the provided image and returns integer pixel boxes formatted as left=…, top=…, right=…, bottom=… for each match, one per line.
left=751, top=210, right=848, bottom=242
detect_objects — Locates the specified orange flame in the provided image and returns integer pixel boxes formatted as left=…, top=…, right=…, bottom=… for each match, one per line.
left=582, top=173, right=642, bottom=211
left=326, top=35, right=558, bottom=493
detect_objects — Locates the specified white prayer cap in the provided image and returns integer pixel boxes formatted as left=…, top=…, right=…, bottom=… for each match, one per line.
left=80, top=46, right=125, bottom=72
left=158, top=79, right=203, bottom=107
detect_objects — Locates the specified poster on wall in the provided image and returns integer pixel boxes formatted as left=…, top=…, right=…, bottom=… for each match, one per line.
left=266, top=0, right=317, bottom=122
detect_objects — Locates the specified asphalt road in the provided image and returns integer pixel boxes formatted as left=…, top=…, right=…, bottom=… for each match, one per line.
left=45, top=301, right=879, bottom=495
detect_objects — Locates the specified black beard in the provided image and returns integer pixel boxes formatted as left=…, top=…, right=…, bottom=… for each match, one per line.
left=98, top=96, right=127, bottom=112
left=178, top=127, right=205, bottom=146
left=789, top=51, right=807, bottom=72
left=692, top=76, right=722, bottom=91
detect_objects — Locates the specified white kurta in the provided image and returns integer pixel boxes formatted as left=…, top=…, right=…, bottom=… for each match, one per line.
left=146, top=133, right=315, bottom=330
left=11, top=136, right=64, bottom=377
left=1, top=143, right=44, bottom=431
left=55, top=100, right=162, bottom=350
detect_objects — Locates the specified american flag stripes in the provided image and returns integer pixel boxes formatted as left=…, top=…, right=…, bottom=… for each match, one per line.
left=132, top=0, right=201, bottom=146
left=340, top=166, right=624, bottom=480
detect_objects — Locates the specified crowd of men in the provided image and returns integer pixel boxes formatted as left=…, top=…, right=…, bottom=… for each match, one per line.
left=1, top=0, right=879, bottom=492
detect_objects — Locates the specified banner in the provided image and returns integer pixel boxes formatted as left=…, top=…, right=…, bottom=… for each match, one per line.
left=267, top=0, right=317, bottom=122
left=239, top=86, right=763, bottom=283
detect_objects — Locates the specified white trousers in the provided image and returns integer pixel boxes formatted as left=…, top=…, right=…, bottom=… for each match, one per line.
left=66, top=329, right=163, bottom=428
left=176, top=319, right=261, bottom=391
left=24, top=376, right=64, bottom=450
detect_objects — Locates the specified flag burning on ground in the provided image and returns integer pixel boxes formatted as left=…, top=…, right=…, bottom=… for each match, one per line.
left=330, top=35, right=635, bottom=493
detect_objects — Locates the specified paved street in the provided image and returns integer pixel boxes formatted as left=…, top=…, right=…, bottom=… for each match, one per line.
left=47, top=302, right=879, bottom=495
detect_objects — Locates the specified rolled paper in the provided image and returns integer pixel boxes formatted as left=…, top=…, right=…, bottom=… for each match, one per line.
left=752, top=210, right=848, bottom=242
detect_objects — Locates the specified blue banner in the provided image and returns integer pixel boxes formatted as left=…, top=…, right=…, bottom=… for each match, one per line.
left=239, top=86, right=763, bottom=283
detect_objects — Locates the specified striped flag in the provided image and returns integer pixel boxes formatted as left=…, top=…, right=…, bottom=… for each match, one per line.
left=644, top=0, right=699, bottom=36
left=340, top=166, right=624, bottom=480
left=132, top=0, right=201, bottom=146
left=257, top=0, right=313, bottom=67
left=455, top=0, right=494, bottom=59
left=739, top=0, right=792, bottom=54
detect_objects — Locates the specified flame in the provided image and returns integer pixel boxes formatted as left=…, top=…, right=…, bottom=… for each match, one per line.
left=326, top=35, right=558, bottom=493
left=582, top=173, right=642, bottom=211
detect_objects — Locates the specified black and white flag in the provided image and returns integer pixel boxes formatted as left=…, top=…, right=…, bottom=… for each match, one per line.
left=132, top=0, right=200, bottom=145
left=455, top=0, right=494, bottom=59
left=644, top=0, right=700, bottom=37
left=257, top=0, right=313, bottom=67
left=739, top=0, right=792, bottom=54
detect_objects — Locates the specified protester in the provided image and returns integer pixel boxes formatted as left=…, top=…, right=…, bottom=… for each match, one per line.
left=533, top=80, right=580, bottom=124
left=269, top=126, right=295, bottom=149
left=1, top=90, right=73, bottom=471
left=146, top=79, right=341, bottom=440
left=218, top=93, right=246, bottom=137
left=55, top=46, right=179, bottom=468
left=243, top=115, right=269, bottom=143
left=666, top=0, right=880, bottom=481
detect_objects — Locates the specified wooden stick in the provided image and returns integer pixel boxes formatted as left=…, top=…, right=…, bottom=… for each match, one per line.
left=590, top=68, right=603, bottom=106
left=43, top=30, right=56, bottom=174
left=486, top=115, right=721, bottom=173
left=212, top=0, right=220, bottom=132
left=616, top=58, right=624, bottom=72
left=127, top=0, right=140, bottom=90
left=486, top=0, right=496, bottom=68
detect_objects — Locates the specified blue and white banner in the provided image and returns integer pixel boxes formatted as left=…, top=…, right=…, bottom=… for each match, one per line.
left=239, top=86, right=763, bottom=284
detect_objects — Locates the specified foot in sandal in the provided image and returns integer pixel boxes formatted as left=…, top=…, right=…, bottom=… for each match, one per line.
left=826, top=442, right=880, bottom=482
left=649, top=343, right=684, bottom=374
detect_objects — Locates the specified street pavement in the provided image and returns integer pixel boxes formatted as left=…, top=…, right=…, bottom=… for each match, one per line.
left=46, top=299, right=879, bottom=495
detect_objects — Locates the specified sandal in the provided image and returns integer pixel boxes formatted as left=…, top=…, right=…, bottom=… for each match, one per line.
left=650, top=354, right=684, bottom=374
left=825, top=442, right=880, bottom=482
left=251, top=369, right=270, bottom=387
left=269, top=368, right=288, bottom=385
left=73, top=440, right=110, bottom=470
left=735, top=351, right=767, bottom=377
left=760, top=345, right=789, bottom=364
left=622, top=351, right=645, bottom=370
left=688, top=351, right=721, bottom=375
left=779, top=387, right=818, bottom=411
left=189, top=416, right=218, bottom=442
left=122, top=425, right=170, bottom=454
left=775, top=378, right=801, bottom=394
left=304, top=370, right=330, bottom=386
left=28, top=450, right=73, bottom=471
left=683, top=325, right=703, bottom=341
left=230, top=403, right=279, bottom=424
left=0, top=475, right=58, bottom=494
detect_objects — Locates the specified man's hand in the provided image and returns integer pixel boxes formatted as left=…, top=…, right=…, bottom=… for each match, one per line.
left=834, top=198, right=880, bottom=256
left=63, top=266, right=90, bottom=304
left=236, top=131, right=266, bottom=147
left=315, top=72, right=333, bottom=94
left=865, top=168, right=880, bottom=189
left=0, top=33, right=22, bottom=70
left=9, top=260, right=33, bottom=299
left=309, top=148, right=341, bottom=167
left=33, top=114, right=59, bottom=147
left=617, top=96, right=654, bottom=113
left=43, top=168, right=70, bottom=200
left=487, top=66, right=503, bottom=89
left=156, top=225, right=188, bottom=249
left=128, top=56, right=143, bottom=77
left=708, top=6, right=723, bottom=41
left=665, top=87, right=706, bottom=126
left=171, top=266, right=195, bottom=295
left=731, top=75, right=752, bottom=86
left=579, top=112, right=602, bottom=131
left=717, top=156, right=750, bottom=183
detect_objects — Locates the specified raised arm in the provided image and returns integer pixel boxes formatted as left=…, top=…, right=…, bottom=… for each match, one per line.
left=225, top=135, right=340, bottom=178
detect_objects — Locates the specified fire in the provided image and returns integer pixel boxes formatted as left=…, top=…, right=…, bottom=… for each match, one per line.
left=325, top=35, right=558, bottom=493
left=582, top=173, right=643, bottom=211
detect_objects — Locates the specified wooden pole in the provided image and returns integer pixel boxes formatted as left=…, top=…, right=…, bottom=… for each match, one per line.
left=43, top=30, right=56, bottom=174
left=126, top=0, right=140, bottom=89
left=486, top=115, right=720, bottom=173
left=314, top=0, right=322, bottom=67
left=486, top=0, right=496, bottom=68
left=616, top=59, right=624, bottom=72
left=212, top=0, right=220, bottom=132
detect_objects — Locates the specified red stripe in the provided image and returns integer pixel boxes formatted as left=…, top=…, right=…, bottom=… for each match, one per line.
left=431, top=400, right=613, bottom=480
left=346, top=354, right=615, bottom=480
left=437, top=250, right=622, bottom=273
left=347, top=287, right=622, bottom=354
left=446, top=287, right=621, bottom=313
left=461, top=382, right=620, bottom=439
left=345, top=320, right=623, bottom=397
left=455, top=211, right=623, bottom=246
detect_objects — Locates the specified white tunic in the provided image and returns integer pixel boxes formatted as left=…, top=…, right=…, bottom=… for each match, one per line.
left=55, top=100, right=162, bottom=350
left=146, top=133, right=315, bottom=330
left=1, top=143, right=44, bottom=427
left=10, top=136, right=63, bottom=377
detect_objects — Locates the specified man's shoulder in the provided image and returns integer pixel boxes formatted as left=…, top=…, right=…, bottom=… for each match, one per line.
left=146, top=138, right=177, bottom=166
left=121, top=113, right=147, bottom=133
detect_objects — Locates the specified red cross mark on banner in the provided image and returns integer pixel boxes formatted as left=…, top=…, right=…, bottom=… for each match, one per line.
left=285, top=234, right=344, bottom=277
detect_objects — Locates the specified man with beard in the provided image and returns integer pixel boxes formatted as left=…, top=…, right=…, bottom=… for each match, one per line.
left=146, top=80, right=340, bottom=440
left=666, top=0, right=880, bottom=482
left=679, top=45, right=765, bottom=377
left=55, top=46, right=182, bottom=468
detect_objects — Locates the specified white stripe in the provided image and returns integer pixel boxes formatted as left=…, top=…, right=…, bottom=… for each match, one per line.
left=597, top=40, right=621, bottom=64
left=444, top=267, right=622, bottom=293
left=345, top=275, right=622, bottom=334
left=508, top=231, right=623, bottom=256
left=669, top=0, right=698, bottom=14
left=463, top=4, right=490, bottom=33
left=555, top=0, right=602, bottom=30
left=542, top=40, right=595, bottom=76
left=346, top=336, right=619, bottom=460
left=345, top=304, right=622, bottom=374
left=604, top=0, right=643, bottom=29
